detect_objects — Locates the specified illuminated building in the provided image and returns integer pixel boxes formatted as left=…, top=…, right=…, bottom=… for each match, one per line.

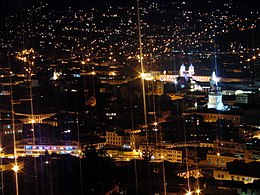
left=213, top=161, right=260, bottom=184
left=179, top=63, right=195, bottom=77
left=206, top=153, right=244, bottom=167
left=106, top=130, right=131, bottom=148
left=207, top=71, right=225, bottom=110
left=146, top=80, right=164, bottom=96
left=15, top=138, right=81, bottom=157
left=188, top=64, right=194, bottom=76
left=139, top=144, right=183, bottom=163
left=177, top=167, right=202, bottom=179
left=180, top=63, right=186, bottom=77
left=15, top=113, right=56, bottom=124
left=187, top=111, right=243, bottom=126
left=106, top=149, right=141, bottom=160
left=213, top=169, right=260, bottom=184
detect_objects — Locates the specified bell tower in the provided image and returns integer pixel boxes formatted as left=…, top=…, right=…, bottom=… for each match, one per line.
left=207, top=71, right=224, bottom=110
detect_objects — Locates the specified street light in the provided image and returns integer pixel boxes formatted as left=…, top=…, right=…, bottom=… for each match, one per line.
left=12, top=165, right=20, bottom=173
left=30, top=119, right=36, bottom=124
left=195, top=188, right=201, bottom=194
left=186, top=190, right=192, bottom=195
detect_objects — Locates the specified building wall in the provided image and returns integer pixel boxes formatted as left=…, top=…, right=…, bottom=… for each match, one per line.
left=213, top=169, right=260, bottom=184
left=42, top=120, right=58, bottom=127
left=0, top=120, right=23, bottom=151
left=130, top=134, right=146, bottom=150
left=16, top=144, right=80, bottom=157
left=106, top=131, right=124, bottom=147
left=139, top=145, right=182, bottom=163
left=207, top=154, right=241, bottom=167
left=213, top=141, right=246, bottom=153
left=165, top=149, right=182, bottom=163
left=200, top=142, right=214, bottom=148
left=177, top=168, right=202, bottom=179
left=15, top=113, right=56, bottom=124
left=195, top=112, right=242, bottom=126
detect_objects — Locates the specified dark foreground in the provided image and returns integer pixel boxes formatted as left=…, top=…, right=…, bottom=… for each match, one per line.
left=1, top=155, right=256, bottom=195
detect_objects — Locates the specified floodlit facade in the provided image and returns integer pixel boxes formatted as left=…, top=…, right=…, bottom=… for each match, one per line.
left=15, top=113, right=56, bottom=124
left=16, top=143, right=81, bottom=157
left=177, top=167, right=202, bottom=179
left=207, top=71, right=224, bottom=110
left=198, top=112, right=242, bottom=126
left=213, top=169, right=260, bottom=184
left=206, top=153, right=244, bottom=167
left=106, top=131, right=131, bottom=148
left=139, top=144, right=183, bottom=163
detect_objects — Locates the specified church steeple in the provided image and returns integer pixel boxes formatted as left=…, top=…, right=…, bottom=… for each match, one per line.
left=188, top=63, right=194, bottom=76
left=207, top=71, right=224, bottom=110
left=180, top=63, right=186, bottom=77
left=210, top=71, right=220, bottom=92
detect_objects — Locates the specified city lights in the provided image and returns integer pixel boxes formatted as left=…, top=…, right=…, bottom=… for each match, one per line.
left=0, top=0, right=258, bottom=194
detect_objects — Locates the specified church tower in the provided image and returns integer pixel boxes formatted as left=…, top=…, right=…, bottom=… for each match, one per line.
left=207, top=71, right=224, bottom=110
left=188, top=63, right=194, bottom=76
left=180, top=63, right=186, bottom=77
